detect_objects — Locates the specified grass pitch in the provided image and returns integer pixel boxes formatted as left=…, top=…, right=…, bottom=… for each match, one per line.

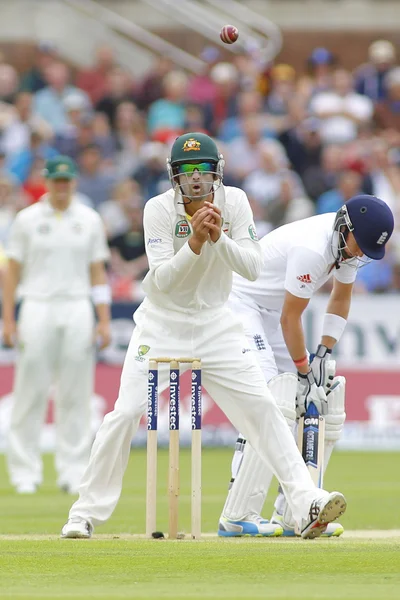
left=0, top=450, right=399, bottom=599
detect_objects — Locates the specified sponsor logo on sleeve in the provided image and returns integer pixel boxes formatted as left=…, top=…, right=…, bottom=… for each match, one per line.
left=248, top=224, right=258, bottom=241
left=147, top=237, right=162, bottom=245
left=297, top=274, right=312, bottom=284
left=175, top=219, right=190, bottom=238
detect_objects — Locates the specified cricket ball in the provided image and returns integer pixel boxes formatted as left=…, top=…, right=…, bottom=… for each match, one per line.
left=220, top=25, right=239, bottom=45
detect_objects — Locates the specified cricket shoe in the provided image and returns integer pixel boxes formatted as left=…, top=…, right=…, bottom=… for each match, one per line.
left=270, top=511, right=344, bottom=538
left=61, top=517, right=93, bottom=539
left=218, top=514, right=283, bottom=537
left=301, top=492, right=347, bottom=540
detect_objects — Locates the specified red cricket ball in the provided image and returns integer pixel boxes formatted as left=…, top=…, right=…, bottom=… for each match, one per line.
left=220, top=25, right=239, bottom=45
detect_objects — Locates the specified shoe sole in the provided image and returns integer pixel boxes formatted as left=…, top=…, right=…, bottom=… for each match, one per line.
left=218, top=526, right=283, bottom=538
left=61, top=530, right=91, bottom=539
left=280, top=524, right=345, bottom=538
left=301, top=493, right=347, bottom=540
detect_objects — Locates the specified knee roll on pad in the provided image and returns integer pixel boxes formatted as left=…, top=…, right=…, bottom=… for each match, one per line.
left=268, top=372, right=297, bottom=427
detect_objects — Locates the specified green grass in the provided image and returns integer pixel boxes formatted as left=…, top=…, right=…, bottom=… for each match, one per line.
left=1, top=450, right=400, bottom=599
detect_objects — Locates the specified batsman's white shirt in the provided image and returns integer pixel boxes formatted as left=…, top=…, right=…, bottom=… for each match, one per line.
left=6, top=195, right=109, bottom=491
left=230, top=213, right=358, bottom=379
left=69, top=184, right=329, bottom=528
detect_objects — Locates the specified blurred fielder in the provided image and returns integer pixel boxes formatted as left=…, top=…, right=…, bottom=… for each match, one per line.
left=2, top=156, right=111, bottom=494
left=62, top=132, right=346, bottom=540
left=218, top=195, right=394, bottom=537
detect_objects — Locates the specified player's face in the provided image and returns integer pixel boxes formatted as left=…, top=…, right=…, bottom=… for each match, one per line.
left=47, top=178, right=75, bottom=203
left=176, top=162, right=215, bottom=201
left=343, top=232, right=364, bottom=259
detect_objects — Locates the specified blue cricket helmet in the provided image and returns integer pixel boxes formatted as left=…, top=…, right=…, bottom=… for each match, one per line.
left=344, top=195, right=394, bottom=260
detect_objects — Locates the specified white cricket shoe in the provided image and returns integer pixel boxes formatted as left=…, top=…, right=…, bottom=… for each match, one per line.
left=301, top=492, right=347, bottom=539
left=15, top=482, right=37, bottom=494
left=271, top=511, right=344, bottom=538
left=218, top=514, right=283, bottom=537
left=61, top=517, right=93, bottom=539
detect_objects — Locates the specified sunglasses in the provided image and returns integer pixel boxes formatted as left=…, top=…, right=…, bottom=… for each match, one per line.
left=177, top=162, right=216, bottom=175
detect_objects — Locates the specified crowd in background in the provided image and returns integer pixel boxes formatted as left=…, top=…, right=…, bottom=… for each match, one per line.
left=1, top=39, right=400, bottom=300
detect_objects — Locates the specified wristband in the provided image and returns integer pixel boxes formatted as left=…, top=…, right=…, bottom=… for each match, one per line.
left=92, top=284, right=112, bottom=305
left=294, top=355, right=308, bottom=368
left=322, top=313, right=347, bottom=342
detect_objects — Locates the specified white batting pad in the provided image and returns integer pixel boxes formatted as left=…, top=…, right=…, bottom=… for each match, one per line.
left=222, top=373, right=297, bottom=521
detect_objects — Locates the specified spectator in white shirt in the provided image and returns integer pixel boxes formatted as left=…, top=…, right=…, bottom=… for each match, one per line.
left=310, top=69, right=373, bottom=145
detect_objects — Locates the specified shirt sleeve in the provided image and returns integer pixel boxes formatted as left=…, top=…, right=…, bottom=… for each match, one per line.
left=143, top=199, right=200, bottom=293
left=211, top=190, right=263, bottom=281
left=6, top=214, right=27, bottom=263
left=90, top=214, right=111, bottom=263
left=285, top=247, right=327, bottom=298
left=333, top=261, right=358, bottom=284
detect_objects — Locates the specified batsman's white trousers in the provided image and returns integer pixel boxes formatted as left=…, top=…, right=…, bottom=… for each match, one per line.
left=7, top=298, right=95, bottom=489
left=69, top=299, right=327, bottom=527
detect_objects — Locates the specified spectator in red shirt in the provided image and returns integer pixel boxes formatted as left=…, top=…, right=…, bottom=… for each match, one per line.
left=75, top=45, right=116, bottom=104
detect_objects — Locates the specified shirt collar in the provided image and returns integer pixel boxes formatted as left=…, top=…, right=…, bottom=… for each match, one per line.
left=40, top=193, right=78, bottom=217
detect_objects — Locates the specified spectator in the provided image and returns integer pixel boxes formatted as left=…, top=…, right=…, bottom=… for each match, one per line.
left=76, top=45, right=116, bottom=104
left=355, top=39, right=396, bottom=102
left=243, top=142, right=307, bottom=218
left=99, top=179, right=143, bottom=240
left=1, top=92, right=52, bottom=158
left=374, top=67, right=400, bottom=131
left=113, top=101, right=147, bottom=178
left=306, top=47, right=336, bottom=93
left=218, top=90, right=271, bottom=143
left=368, top=139, right=400, bottom=215
left=265, top=64, right=297, bottom=133
left=7, top=127, right=57, bottom=184
left=147, top=70, right=188, bottom=142
left=108, top=203, right=148, bottom=301
left=184, top=103, right=208, bottom=134
left=136, top=56, right=173, bottom=111
left=33, top=62, right=91, bottom=133
left=0, top=175, right=23, bottom=247
left=203, top=62, right=239, bottom=136
left=76, top=144, right=117, bottom=210
left=316, top=169, right=363, bottom=214
left=131, top=141, right=170, bottom=201
left=22, top=157, right=48, bottom=204
left=19, top=41, right=58, bottom=93
left=0, top=63, right=19, bottom=104
left=226, top=115, right=280, bottom=184
left=95, top=66, right=137, bottom=129
left=279, top=116, right=322, bottom=179
left=302, top=144, right=344, bottom=201
left=310, top=68, right=374, bottom=145
left=187, top=46, right=220, bottom=106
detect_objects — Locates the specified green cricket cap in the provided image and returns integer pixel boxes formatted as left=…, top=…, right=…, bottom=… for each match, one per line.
left=170, top=132, right=220, bottom=165
left=44, top=155, right=78, bottom=180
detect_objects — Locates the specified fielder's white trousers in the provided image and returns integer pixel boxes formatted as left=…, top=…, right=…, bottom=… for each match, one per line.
left=7, top=298, right=95, bottom=489
left=69, top=299, right=327, bottom=527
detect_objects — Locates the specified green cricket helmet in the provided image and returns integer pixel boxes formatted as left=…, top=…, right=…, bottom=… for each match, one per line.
left=167, top=132, right=225, bottom=199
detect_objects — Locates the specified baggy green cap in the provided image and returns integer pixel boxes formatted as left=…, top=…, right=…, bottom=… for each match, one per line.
left=44, top=155, right=78, bottom=180
left=170, top=132, right=219, bottom=165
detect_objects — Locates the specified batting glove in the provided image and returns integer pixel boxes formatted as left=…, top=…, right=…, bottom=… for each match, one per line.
left=296, top=370, right=328, bottom=418
left=310, top=344, right=335, bottom=390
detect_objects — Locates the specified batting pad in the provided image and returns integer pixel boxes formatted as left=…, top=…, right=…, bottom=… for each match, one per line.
left=222, top=373, right=297, bottom=521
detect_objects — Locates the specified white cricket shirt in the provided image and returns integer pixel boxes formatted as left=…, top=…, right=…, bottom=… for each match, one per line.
left=142, top=185, right=262, bottom=313
left=7, top=195, right=110, bottom=300
left=232, top=213, right=357, bottom=311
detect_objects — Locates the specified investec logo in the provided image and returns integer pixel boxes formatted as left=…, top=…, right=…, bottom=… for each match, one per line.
left=147, top=379, right=157, bottom=430
left=169, top=379, right=179, bottom=430
left=191, top=371, right=201, bottom=430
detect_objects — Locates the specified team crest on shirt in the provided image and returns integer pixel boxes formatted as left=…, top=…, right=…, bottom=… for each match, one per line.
left=72, top=222, right=83, bottom=234
left=175, top=220, right=190, bottom=238
left=248, top=224, right=258, bottom=241
left=37, top=223, right=50, bottom=234
left=182, top=138, right=201, bottom=152
left=135, top=345, right=150, bottom=362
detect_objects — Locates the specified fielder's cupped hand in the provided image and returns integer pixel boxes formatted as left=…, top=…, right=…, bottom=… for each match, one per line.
left=296, top=370, right=328, bottom=418
left=204, top=202, right=222, bottom=243
left=191, top=205, right=216, bottom=245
